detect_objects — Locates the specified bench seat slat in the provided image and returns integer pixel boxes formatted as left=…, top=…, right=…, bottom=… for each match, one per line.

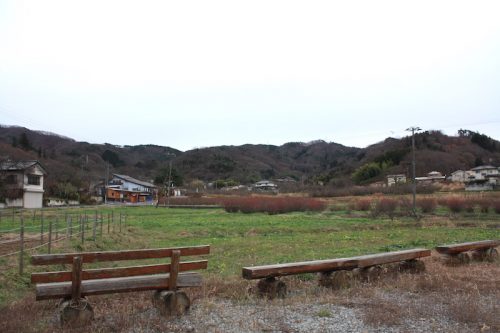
left=31, top=260, right=208, bottom=284
left=242, top=248, right=431, bottom=280
left=35, top=272, right=202, bottom=300
left=352, top=248, right=431, bottom=268
left=31, top=245, right=210, bottom=265
left=242, top=258, right=358, bottom=279
left=435, top=240, right=499, bottom=255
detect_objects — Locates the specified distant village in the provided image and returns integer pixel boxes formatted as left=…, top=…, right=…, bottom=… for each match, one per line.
left=1, top=159, right=499, bottom=209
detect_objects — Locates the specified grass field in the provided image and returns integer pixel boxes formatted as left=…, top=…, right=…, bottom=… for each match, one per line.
left=0, top=203, right=498, bottom=331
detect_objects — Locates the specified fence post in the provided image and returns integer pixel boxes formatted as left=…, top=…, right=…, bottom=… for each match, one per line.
left=12, top=207, right=15, bottom=225
left=32, top=210, right=36, bottom=227
left=111, top=211, right=114, bottom=232
left=119, top=212, right=122, bottom=233
left=55, top=217, right=59, bottom=241
left=67, top=215, right=71, bottom=239
left=69, top=216, right=73, bottom=239
left=19, top=216, right=24, bottom=275
left=107, top=213, right=110, bottom=234
left=100, top=213, right=103, bottom=236
left=92, top=214, right=96, bottom=242
left=81, top=215, right=85, bottom=244
left=48, top=218, right=52, bottom=254
left=40, top=211, right=44, bottom=244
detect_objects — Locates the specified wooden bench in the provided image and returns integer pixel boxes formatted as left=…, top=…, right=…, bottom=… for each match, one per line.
left=31, top=245, right=210, bottom=326
left=436, top=240, right=499, bottom=264
left=242, top=248, right=431, bottom=298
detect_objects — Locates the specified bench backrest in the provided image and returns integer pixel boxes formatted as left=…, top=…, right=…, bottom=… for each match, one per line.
left=31, top=245, right=210, bottom=301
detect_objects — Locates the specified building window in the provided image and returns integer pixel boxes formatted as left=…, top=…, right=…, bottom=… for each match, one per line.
left=6, top=174, right=17, bottom=184
left=28, top=174, right=41, bottom=185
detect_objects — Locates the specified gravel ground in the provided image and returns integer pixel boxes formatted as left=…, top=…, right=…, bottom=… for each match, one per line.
left=127, top=296, right=474, bottom=333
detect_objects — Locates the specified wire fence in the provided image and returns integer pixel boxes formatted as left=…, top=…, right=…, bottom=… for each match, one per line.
left=0, top=209, right=127, bottom=274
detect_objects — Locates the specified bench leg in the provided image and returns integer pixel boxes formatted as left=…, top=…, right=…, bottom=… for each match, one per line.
left=471, top=248, right=499, bottom=262
left=255, top=277, right=287, bottom=299
left=360, top=265, right=383, bottom=282
left=153, top=290, right=190, bottom=316
left=318, top=270, right=354, bottom=289
left=59, top=298, right=94, bottom=328
left=445, top=252, right=471, bottom=266
left=398, top=259, right=426, bottom=273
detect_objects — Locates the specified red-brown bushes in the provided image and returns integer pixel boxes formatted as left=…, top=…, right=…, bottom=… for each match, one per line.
left=372, top=198, right=398, bottom=218
left=493, top=200, right=500, bottom=214
left=221, top=196, right=326, bottom=214
left=417, top=198, right=437, bottom=213
left=444, top=197, right=466, bottom=213
left=478, top=198, right=492, bottom=213
left=355, top=199, right=372, bottom=211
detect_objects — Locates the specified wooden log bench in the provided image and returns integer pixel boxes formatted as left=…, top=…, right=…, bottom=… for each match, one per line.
left=242, top=248, right=431, bottom=298
left=31, top=245, right=210, bottom=327
left=435, top=240, right=499, bottom=264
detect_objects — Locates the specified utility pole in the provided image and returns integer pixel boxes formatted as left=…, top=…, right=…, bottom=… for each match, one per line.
left=104, top=162, right=109, bottom=204
left=406, top=126, right=421, bottom=217
left=167, top=161, right=172, bottom=207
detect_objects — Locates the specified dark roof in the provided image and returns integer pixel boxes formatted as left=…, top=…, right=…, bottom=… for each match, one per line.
left=0, top=160, right=47, bottom=174
left=112, top=174, right=156, bottom=188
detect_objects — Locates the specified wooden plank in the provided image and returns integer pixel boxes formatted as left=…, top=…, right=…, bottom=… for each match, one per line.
left=31, top=245, right=210, bottom=265
left=35, top=272, right=202, bottom=300
left=169, top=250, right=180, bottom=291
left=435, top=240, right=500, bottom=255
left=352, top=248, right=431, bottom=268
left=242, top=258, right=358, bottom=279
left=242, top=249, right=431, bottom=279
left=31, top=260, right=208, bottom=283
left=71, top=256, right=82, bottom=301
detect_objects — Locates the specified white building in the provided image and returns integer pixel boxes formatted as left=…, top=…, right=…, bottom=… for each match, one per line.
left=0, top=160, right=46, bottom=208
left=449, top=170, right=467, bottom=182
left=386, top=174, right=406, bottom=187
left=253, top=180, right=278, bottom=191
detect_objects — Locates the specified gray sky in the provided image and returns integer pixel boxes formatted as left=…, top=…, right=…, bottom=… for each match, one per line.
left=1, top=0, right=499, bottom=151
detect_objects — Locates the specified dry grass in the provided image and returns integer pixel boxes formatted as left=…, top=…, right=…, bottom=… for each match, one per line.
left=1, top=257, right=499, bottom=332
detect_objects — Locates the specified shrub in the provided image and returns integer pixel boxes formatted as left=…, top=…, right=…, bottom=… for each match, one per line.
left=445, top=197, right=466, bottom=213
left=221, top=196, right=326, bottom=214
left=355, top=199, right=372, bottom=211
left=493, top=201, right=500, bottom=214
left=372, top=198, right=398, bottom=219
left=477, top=199, right=491, bottom=213
left=417, top=198, right=437, bottom=214
left=464, top=200, right=475, bottom=213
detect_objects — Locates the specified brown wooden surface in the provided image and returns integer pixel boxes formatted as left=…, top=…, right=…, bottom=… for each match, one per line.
left=169, top=250, right=180, bottom=291
left=31, top=245, right=210, bottom=265
left=352, top=248, right=431, bottom=268
left=242, top=258, right=358, bottom=279
left=435, top=240, right=500, bottom=255
left=71, top=256, right=82, bottom=301
left=35, top=272, right=202, bottom=300
left=242, top=248, right=431, bottom=279
left=31, top=260, right=208, bottom=284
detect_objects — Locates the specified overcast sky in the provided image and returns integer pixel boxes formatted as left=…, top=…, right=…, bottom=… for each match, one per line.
left=1, top=1, right=499, bottom=151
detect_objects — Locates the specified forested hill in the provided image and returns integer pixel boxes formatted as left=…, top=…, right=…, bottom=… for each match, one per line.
left=1, top=125, right=500, bottom=193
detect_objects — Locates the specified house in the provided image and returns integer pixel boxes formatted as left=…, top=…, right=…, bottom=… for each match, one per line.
left=253, top=180, right=278, bottom=191
left=468, top=165, right=499, bottom=180
left=106, top=174, right=157, bottom=204
left=449, top=170, right=467, bottom=182
left=0, top=160, right=46, bottom=208
left=386, top=174, right=406, bottom=187
left=464, top=165, right=499, bottom=191
left=415, top=171, right=446, bottom=184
